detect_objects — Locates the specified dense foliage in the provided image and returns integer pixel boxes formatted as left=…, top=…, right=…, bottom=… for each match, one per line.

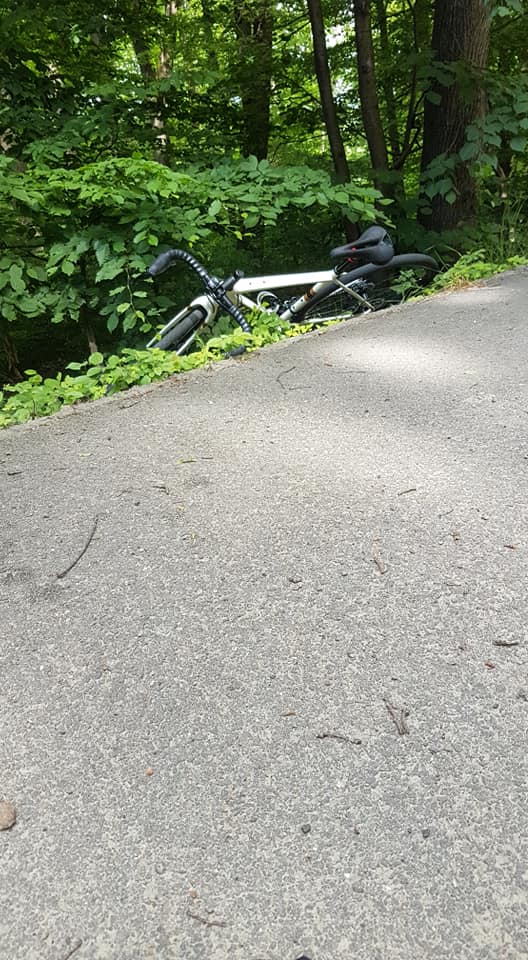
left=1, top=0, right=527, bottom=412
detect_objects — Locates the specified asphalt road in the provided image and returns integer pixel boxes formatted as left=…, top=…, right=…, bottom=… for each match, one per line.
left=1, top=270, right=528, bottom=960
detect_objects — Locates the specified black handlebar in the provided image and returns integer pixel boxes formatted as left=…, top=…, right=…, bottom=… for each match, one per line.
left=147, top=250, right=179, bottom=277
left=147, top=250, right=251, bottom=334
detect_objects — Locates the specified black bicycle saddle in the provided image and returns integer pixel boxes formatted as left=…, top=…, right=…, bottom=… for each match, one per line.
left=330, top=224, right=394, bottom=265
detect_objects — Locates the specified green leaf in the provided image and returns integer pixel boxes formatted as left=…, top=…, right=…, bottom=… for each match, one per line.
left=61, top=260, right=75, bottom=276
left=459, top=141, right=480, bottom=162
left=466, top=125, right=481, bottom=142
left=95, top=260, right=125, bottom=282
left=9, top=264, right=25, bottom=294
left=243, top=212, right=260, bottom=228
left=437, top=178, right=453, bottom=197
left=510, top=136, right=527, bottom=152
left=208, top=199, right=222, bottom=217
left=123, top=311, right=138, bottom=332
left=94, top=241, right=111, bottom=266
left=116, top=301, right=131, bottom=314
left=26, top=265, right=47, bottom=282
left=88, top=352, right=104, bottom=365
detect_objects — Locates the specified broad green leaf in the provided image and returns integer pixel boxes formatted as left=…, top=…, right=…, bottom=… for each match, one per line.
left=208, top=199, right=222, bottom=217
left=27, top=265, right=47, bottom=282
left=9, top=264, right=25, bottom=294
left=459, top=141, right=480, bottom=161
left=95, top=260, right=125, bottom=282
left=94, top=241, right=111, bottom=266
left=244, top=212, right=260, bottom=228
left=123, top=312, right=138, bottom=331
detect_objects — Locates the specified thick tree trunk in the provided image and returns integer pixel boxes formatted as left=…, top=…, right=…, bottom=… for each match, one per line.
left=353, top=0, right=392, bottom=198
left=234, top=0, right=274, bottom=159
left=306, top=0, right=351, bottom=185
left=419, top=0, right=490, bottom=230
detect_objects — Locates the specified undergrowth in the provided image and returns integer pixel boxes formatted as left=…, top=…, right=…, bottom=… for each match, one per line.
left=427, top=250, right=528, bottom=291
left=0, top=314, right=314, bottom=428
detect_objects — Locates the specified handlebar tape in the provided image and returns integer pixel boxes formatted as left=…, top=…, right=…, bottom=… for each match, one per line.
left=147, top=248, right=211, bottom=280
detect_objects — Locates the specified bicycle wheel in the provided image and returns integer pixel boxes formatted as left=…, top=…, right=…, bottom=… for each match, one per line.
left=150, top=306, right=206, bottom=352
left=300, top=254, right=437, bottom=323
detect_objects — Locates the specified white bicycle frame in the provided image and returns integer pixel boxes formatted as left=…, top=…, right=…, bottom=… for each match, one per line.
left=148, top=265, right=373, bottom=353
left=233, top=267, right=372, bottom=321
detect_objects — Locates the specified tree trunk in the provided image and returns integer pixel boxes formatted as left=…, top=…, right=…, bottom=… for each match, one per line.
left=1, top=331, right=22, bottom=382
left=373, top=0, right=400, bottom=164
left=306, top=0, right=351, bottom=184
left=399, top=0, right=431, bottom=170
left=419, top=0, right=490, bottom=230
left=353, top=0, right=392, bottom=198
left=130, top=1, right=179, bottom=165
left=234, top=0, right=274, bottom=159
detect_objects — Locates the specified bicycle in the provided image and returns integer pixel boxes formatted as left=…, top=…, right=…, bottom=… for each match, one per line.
left=145, top=224, right=437, bottom=355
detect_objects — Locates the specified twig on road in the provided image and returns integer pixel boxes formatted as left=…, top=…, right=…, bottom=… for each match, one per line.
left=60, top=940, right=82, bottom=960
left=56, top=517, right=98, bottom=579
left=383, top=698, right=410, bottom=735
left=316, top=732, right=362, bottom=745
left=275, top=366, right=296, bottom=389
left=187, top=910, right=226, bottom=928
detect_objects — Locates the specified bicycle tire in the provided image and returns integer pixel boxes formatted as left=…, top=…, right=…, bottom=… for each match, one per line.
left=298, top=254, right=437, bottom=323
left=152, top=306, right=206, bottom=352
